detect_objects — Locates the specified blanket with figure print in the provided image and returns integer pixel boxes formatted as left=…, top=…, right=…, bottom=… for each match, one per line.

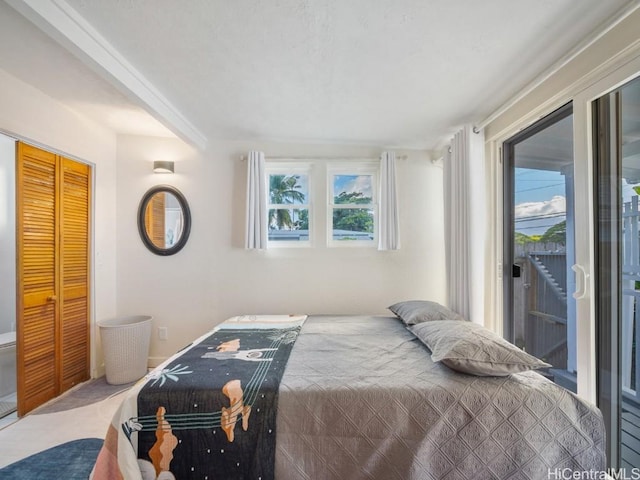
left=91, top=315, right=306, bottom=480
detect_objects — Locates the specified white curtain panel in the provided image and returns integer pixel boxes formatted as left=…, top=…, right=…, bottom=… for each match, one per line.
left=444, top=128, right=471, bottom=319
left=245, top=151, right=267, bottom=249
left=378, top=151, right=400, bottom=250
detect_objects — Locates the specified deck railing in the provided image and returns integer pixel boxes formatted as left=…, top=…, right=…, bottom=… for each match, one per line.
left=622, top=196, right=640, bottom=400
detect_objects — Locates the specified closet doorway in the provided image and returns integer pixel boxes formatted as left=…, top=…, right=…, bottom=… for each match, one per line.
left=16, top=142, right=92, bottom=415
left=0, top=134, right=16, bottom=420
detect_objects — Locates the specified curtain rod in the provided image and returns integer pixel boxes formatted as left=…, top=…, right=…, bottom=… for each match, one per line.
left=240, top=154, right=408, bottom=161
left=472, top=1, right=640, bottom=133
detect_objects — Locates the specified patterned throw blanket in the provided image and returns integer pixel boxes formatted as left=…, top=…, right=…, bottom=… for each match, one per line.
left=91, top=315, right=306, bottom=480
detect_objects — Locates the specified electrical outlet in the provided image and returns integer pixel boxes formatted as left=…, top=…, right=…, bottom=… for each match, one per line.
left=158, top=327, right=168, bottom=340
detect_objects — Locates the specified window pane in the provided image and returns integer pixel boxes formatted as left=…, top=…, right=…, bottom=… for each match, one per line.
left=504, top=105, right=575, bottom=394
left=268, top=208, right=309, bottom=241
left=593, top=75, right=640, bottom=467
left=332, top=208, right=374, bottom=240
left=333, top=175, right=373, bottom=204
left=269, top=174, right=308, bottom=205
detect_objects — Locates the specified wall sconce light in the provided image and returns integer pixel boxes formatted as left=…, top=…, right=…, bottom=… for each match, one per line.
left=153, top=160, right=174, bottom=174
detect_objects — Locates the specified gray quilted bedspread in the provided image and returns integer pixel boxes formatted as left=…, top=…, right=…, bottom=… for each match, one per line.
left=275, top=315, right=605, bottom=480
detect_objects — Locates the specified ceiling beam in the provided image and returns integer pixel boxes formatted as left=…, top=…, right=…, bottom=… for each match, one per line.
left=5, top=0, right=207, bottom=150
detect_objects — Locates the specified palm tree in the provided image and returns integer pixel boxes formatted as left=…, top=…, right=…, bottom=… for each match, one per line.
left=269, top=175, right=305, bottom=230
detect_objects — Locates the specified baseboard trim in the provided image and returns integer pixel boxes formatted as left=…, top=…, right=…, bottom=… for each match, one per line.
left=148, top=356, right=169, bottom=369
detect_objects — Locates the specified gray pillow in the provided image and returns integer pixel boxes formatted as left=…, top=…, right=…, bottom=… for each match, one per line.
left=388, top=300, right=465, bottom=325
left=410, top=320, right=551, bottom=376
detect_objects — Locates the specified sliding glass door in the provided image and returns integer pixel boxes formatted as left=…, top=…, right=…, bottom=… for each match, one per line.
left=593, top=75, right=640, bottom=469
left=503, top=103, right=577, bottom=391
left=499, top=54, right=640, bottom=470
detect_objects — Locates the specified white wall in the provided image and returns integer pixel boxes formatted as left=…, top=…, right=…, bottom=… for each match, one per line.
left=0, top=133, right=15, bottom=334
left=0, top=67, right=445, bottom=374
left=0, top=69, right=118, bottom=376
left=115, top=136, right=446, bottom=364
left=484, top=8, right=640, bottom=142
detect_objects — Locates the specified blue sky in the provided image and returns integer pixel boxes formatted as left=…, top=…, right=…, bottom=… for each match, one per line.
left=514, top=167, right=640, bottom=237
left=333, top=175, right=373, bottom=198
left=514, top=168, right=566, bottom=236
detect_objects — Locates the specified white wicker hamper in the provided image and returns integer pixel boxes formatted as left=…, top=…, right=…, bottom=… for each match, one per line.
left=98, top=315, right=152, bottom=385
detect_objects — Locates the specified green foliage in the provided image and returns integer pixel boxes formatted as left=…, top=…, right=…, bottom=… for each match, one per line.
left=514, top=232, right=533, bottom=245
left=269, top=175, right=305, bottom=204
left=267, top=177, right=375, bottom=234
left=515, top=222, right=564, bottom=246
left=333, top=209, right=373, bottom=233
left=269, top=175, right=305, bottom=229
left=333, top=191, right=373, bottom=234
left=334, top=191, right=371, bottom=205
left=297, top=209, right=309, bottom=230
left=540, top=220, right=566, bottom=245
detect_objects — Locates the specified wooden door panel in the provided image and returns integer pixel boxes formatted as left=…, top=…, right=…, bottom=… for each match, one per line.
left=21, top=303, right=57, bottom=412
left=59, top=158, right=90, bottom=391
left=60, top=297, right=89, bottom=389
left=17, top=143, right=58, bottom=415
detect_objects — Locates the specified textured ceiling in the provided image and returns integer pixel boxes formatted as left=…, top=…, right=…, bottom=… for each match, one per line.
left=1, top=0, right=636, bottom=150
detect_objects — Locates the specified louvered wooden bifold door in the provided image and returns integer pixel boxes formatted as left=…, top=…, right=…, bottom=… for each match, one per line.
left=16, top=143, right=91, bottom=415
left=60, top=159, right=91, bottom=392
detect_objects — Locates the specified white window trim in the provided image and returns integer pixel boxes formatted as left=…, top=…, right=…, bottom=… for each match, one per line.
left=327, top=161, right=379, bottom=248
left=265, top=161, right=313, bottom=248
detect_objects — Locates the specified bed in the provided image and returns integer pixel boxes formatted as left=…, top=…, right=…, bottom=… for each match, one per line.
left=91, top=311, right=605, bottom=480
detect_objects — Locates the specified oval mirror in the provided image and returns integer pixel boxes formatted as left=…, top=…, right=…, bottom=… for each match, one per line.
left=137, top=185, right=191, bottom=256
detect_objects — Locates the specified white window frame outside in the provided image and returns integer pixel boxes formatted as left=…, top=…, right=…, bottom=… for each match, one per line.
left=265, top=162, right=313, bottom=248
left=327, top=162, right=379, bottom=248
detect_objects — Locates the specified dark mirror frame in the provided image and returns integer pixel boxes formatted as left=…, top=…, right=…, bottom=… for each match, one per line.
left=137, top=184, right=191, bottom=256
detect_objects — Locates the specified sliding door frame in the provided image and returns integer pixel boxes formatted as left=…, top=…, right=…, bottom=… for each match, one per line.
left=501, top=102, right=573, bottom=344
left=591, top=90, right=621, bottom=465
left=571, top=57, right=640, bottom=407
left=485, top=53, right=640, bottom=411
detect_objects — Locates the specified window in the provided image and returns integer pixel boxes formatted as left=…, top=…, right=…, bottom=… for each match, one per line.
left=263, top=160, right=380, bottom=248
left=266, top=163, right=311, bottom=246
left=328, top=164, right=378, bottom=246
left=502, top=103, right=575, bottom=390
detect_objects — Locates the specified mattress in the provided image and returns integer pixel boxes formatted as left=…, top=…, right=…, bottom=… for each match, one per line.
left=92, top=314, right=605, bottom=480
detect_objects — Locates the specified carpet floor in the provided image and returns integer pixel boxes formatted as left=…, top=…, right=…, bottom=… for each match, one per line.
left=0, top=401, right=16, bottom=420
left=0, top=438, right=103, bottom=479
left=33, top=377, right=135, bottom=415
left=0, top=376, right=131, bottom=470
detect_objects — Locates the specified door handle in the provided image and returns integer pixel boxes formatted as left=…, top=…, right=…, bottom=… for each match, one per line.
left=46, top=295, right=57, bottom=302
left=512, top=264, right=521, bottom=278
left=571, top=264, right=589, bottom=300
